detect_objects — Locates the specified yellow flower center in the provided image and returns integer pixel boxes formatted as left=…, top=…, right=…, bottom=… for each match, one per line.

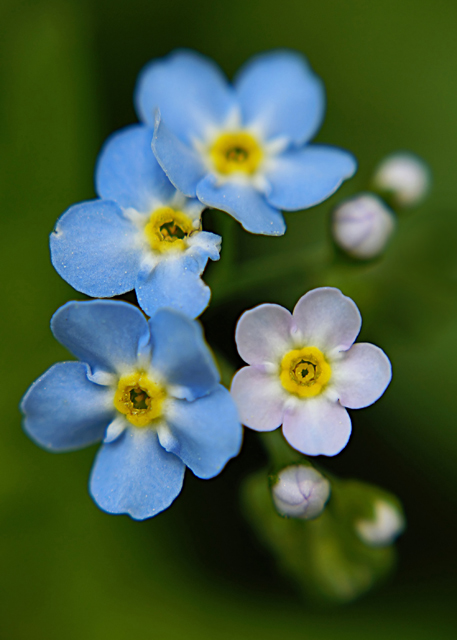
left=210, top=132, right=263, bottom=175
left=113, top=371, right=166, bottom=427
left=144, top=207, right=197, bottom=253
left=280, top=347, right=332, bottom=398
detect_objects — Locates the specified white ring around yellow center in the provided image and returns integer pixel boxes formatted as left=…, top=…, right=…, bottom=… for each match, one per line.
left=144, top=207, right=197, bottom=253
left=280, top=347, right=332, bottom=398
left=114, top=371, right=166, bottom=427
left=210, top=132, right=263, bottom=175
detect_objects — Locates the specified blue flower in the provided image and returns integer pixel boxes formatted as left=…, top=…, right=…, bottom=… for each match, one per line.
left=50, top=125, right=221, bottom=319
left=135, top=49, right=357, bottom=236
left=21, top=300, right=242, bottom=520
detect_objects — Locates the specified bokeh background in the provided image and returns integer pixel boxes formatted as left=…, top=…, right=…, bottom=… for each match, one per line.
left=1, top=0, right=457, bottom=637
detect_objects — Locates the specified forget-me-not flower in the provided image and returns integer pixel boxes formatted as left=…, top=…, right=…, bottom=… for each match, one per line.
left=231, top=288, right=391, bottom=456
left=135, top=49, right=357, bottom=236
left=50, top=125, right=221, bottom=319
left=21, top=300, right=242, bottom=519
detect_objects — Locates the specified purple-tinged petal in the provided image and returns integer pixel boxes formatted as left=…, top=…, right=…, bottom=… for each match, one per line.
left=196, top=174, right=286, bottom=236
left=230, top=366, right=285, bottom=432
left=282, top=397, right=352, bottom=456
left=90, top=427, right=185, bottom=520
left=292, top=287, right=361, bottom=352
left=235, top=303, right=292, bottom=365
left=332, top=343, right=392, bottom=409
left=21, top=362, right=114, bottom=452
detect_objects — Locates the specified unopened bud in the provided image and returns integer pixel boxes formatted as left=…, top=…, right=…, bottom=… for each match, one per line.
left=355, top=499, right=405, bottom=547
left=272, top=465, right=330, bottom=520
left=372, top=153, right=430, bottom=208
left=332, top=194, right=395, bottom=259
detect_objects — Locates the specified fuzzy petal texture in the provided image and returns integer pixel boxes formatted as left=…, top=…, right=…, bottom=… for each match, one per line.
left=292, top=287, right=361, bottom=352
left=332, top=343, right=392, bottom=409
left=231, top=366, right=285, bottom=432
left=96, top=124, right=176, bottom=212
left=50, top=200, right=142, bottom=298
left=149, top=309, right=219, bottom=400
left=235, top=50, right=325, bottom=145
left=136, top=49, right=235, bottom=144
left=197, top=174, right=286, bottom=235
left=136, top=253, right=211, bottom=320
left=282, top=396, right=352, bottom=456
left=235, top=304, right=292, bottom=365
left=21, top=362, right=114, bottom=451
left=90, top=427, right=185, bottom=520
left=51, top=300, right=150, bottom=376
left=159, top=386, right=242, bottom=479
left=153, top=112, right=207, bottom=197
left=265, top=146, right=357, bottom=211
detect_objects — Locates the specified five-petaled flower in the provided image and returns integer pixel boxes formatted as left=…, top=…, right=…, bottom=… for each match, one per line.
left=50, top=125, right=221, bottom=320
left=135, top=49, right=357, bottom=236
left=21, top=300, right=242, bottom=520
left=231, top=288, right=391, bottom=456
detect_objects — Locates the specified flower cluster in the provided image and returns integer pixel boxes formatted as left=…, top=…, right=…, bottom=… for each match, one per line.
left=21, top=43, right=399, bottom=561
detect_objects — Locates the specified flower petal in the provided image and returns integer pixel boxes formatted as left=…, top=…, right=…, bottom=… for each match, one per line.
left=135, top=49, right=235, bottom=144
left=332, top=343, right=392, bottom=409
left=235, top=303, right=293, bottom=365
left=187, top=231, right=221, bottom=268
left=89, top=427, right=185, bottom=520
left=265, top=145, right=357, bottom=211
left=282, top=397, right=352, bottom=456
left=230, top=366, right=285, bottom=432
left=95, top=124, right=176, bottom=212
left=159, top=385, right=242, bottom=479
left=149, top=309, right=219, bottom=400
left=234, top=50, right=325, bottom=145
left=152, top=112, right=207, bottom=197
left=21, top=362, right=114, bottom=451
left=292, top=287, right=361, bottom=352
left=51, top=300, right=150, bottom=376
left=136, top=253, right=211, bottom=320
left=196, top=174, right=286, bottom=235
left=50, top=200, right=141, bottom=298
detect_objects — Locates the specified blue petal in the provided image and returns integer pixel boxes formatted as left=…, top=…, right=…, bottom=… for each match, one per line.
left=152, top=112, right=206, bottom=197
left=90, top=427, right=185, bottom=520
left=51, top=300, right=151, bottom=376
left=50, top=200, right=141, bottom=298
left=136, top=253, right=211, bottom=320
left=159, top=385, right=242, bottom=479
left=187, top=230, right=221, bottom=270
left=196, top=174, right=286, bottom=236
left=265, top=145, right=357, bottom=210
left=21, top=362, right=114, bottom=451
left=96, top=124, right=176, bottom=212
left=234, top=50, right=325, bottom=145
left=149, top=309, right=219, bottom=400
left=135, top=49, right=235, bottom=144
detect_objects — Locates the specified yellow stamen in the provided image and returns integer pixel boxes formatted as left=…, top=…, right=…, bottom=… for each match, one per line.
left=114, top=371, right=166, bottom=427
left=210, top=132, right=263, bottom=175
left=144, top=207, right=197, bottom=253
left=280, top=347, right=332, bottom=398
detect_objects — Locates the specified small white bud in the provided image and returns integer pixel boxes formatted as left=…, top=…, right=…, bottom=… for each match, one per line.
left=272, top=465, right=331, bottom=520
left=372, top=153, right=430, bottom=208
left=355, top=499, right=405, bottom=547
left=332, top=194, right=395, bottom=259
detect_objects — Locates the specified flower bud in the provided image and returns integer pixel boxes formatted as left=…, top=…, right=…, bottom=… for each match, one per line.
left=332, top=194, right=395, bottom=260
left=355, top=499, right=405, bottom=547
left=272, top=465, right=330, bottom=520
left=372, top=153, right=430, bottom=208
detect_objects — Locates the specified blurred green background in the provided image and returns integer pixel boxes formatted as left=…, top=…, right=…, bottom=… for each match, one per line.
left=1, top=0, right=457, bottom=637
